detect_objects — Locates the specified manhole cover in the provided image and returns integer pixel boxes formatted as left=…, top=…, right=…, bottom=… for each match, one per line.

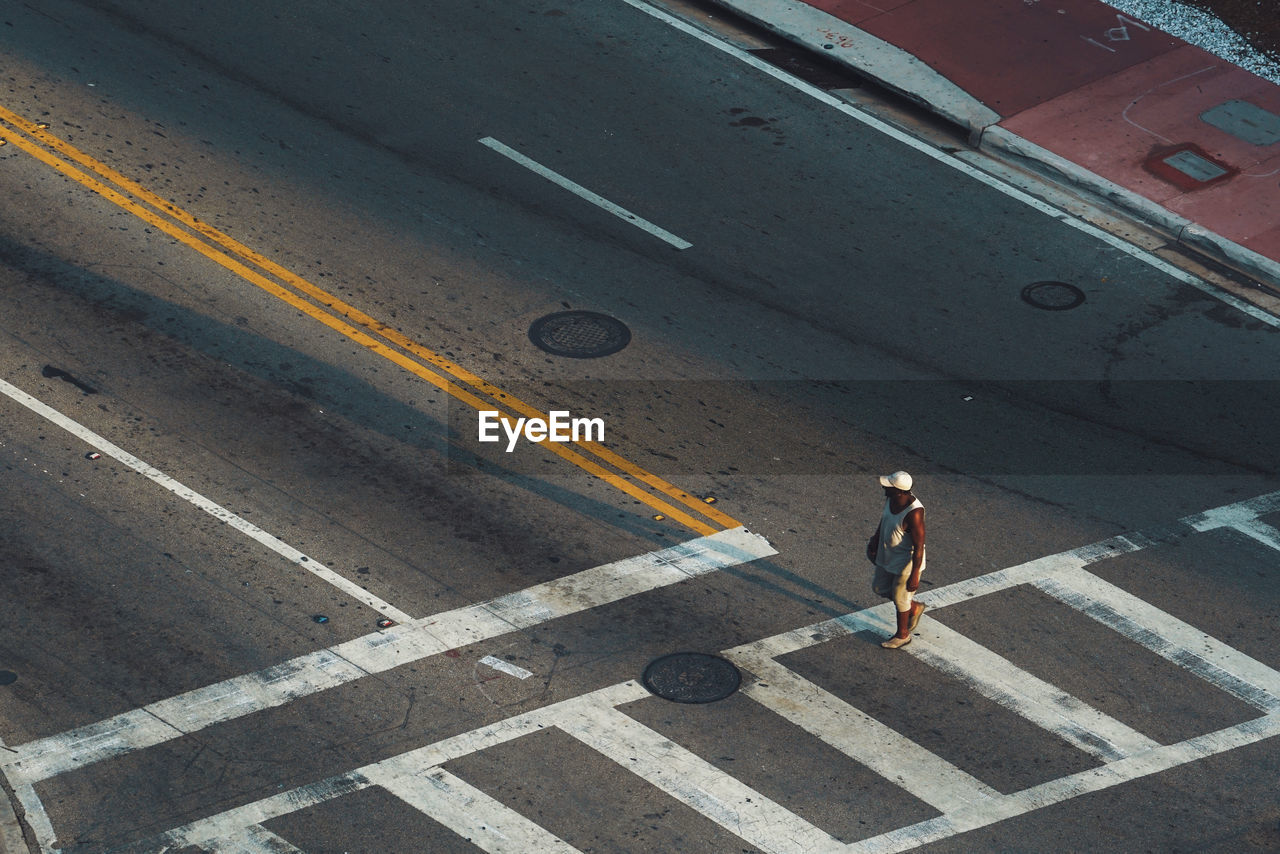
left=529, top=311, right=631, bottom=358
left=641, top=652, right=741, bottom=704
left=0, top=671, right=16, bottom=686
left=1021, top=281, right=1085, bottom=311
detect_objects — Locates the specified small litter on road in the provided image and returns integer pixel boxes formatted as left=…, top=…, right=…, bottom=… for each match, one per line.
left=376, top=618, right=395, bottom=628
left=312, top=615, right=329, bottom=624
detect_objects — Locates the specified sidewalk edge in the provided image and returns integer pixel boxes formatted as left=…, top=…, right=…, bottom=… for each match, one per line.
left=981, top=126, right=1280, bottom=289
left=705, top=0, right=1280, bottom=291
left=706, top=0, right=1000, bottom=134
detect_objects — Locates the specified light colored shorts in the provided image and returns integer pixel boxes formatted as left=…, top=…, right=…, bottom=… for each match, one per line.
left=872, top=565, right=918, bottom=612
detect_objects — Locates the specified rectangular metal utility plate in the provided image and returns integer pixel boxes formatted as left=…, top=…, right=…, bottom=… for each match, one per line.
left=1200, top=99, right=1280, bottom=146
left=1161, top=149, right=1229, bottom=182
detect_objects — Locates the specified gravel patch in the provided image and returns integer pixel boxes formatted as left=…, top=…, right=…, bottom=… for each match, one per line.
left=1108, top=0, right=1280, bottom=84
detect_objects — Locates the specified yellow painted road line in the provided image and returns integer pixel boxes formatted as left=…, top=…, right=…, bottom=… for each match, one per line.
left=0, top=106, right=740, bottom=534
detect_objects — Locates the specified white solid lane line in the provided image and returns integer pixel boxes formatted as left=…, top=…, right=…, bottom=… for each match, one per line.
left=0, top=376, right=414, bottom=623
left=479, top=136, right=693, bottom=250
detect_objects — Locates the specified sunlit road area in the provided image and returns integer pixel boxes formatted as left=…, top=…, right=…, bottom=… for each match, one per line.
left=2, top=1, right=1278, bottom=852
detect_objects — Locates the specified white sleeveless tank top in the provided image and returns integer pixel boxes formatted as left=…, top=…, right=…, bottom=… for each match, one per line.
left=876, top=498, right=924, bottom=574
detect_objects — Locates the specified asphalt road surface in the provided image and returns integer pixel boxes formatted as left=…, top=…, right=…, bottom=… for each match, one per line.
left=1, top=1, right=1278, bottom=852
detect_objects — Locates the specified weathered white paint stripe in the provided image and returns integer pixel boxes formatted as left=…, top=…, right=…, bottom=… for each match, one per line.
left=373, top=681, right=652, bottom=775
left=5, top=649, right=368, bottom=785
left=1184, top=491, right=1280, bottom=532
left=907, top=618, right=1159, bottom=760
left=845, top=713, right=1280, bottom=854
left=4, top=529, right=773, bottom=785
left=201, top=823, right=305, bottom=853
left=131, top=682, right=651, bottom=853
left=370, top=766, right=580, bottom=853
left=479, top=136, right=693, bottom=250
left=1035, top=568, right=1280, bottom=712
left=0, top=376, right=413, bottom=624
left=728, top=651, right=999, bottom=814
left=723, top=551, right=1093, bottom=665
left=479, top=655, right=534, bottom=680
left=1229, top=519, right=1280, bottom=552
left=140, top=773, right=372, bottom=853
left=557, top=701, right=838, bottom=854
left=99, top=490, right=1280, bottom=853
left=0, top=750, right=27, bottom=854
left=8, top=781, right=58, bottom=854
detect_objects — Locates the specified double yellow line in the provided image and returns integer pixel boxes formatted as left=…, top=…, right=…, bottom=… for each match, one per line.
left=0, top=104, right=739, bottom=535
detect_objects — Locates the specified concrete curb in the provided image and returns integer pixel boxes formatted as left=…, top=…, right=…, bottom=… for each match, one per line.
left=707, top=0, right=1280, bottom=291
left=980, top=126, right=1280, bottom=289
left=706, top=0, right=999, bottom=135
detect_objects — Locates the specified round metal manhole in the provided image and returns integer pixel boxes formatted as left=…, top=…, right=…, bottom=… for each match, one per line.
left=529, top=310, right=631, bottom=358
left=641, top=652, right=741, bottom=704
left=0, top=671, right=16, bottom=686
left=1021, top=281, right=1086, bottom=311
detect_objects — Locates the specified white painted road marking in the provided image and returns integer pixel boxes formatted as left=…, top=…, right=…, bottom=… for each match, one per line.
left=479, top=136, right=694, bottom=250
left=2, top=526, right=775, bottom=786
left=0, top=376, right=414, bottom=623
left=729, top=651, right=1000, bottom=814
left=557, top=700, right=838, bottom=854
left=479, top=655, right=534, bottom=680
left=147, top=682, right=651, bottom=852
left=199, top=824, right=305, bottom=853
left=1035, top=568, right=1280, bottom=712
left=370, top=766, right=580, bottom=854
left=904, top=618, right=1160, bottom=761
left=17, top=490, right=1280, bottom=853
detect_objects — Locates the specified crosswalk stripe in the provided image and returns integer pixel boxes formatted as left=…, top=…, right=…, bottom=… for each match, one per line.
left=906, top=619, right=1159, bottom=760
left=136, top=773, right=372, bottom=854
left=1035, top=568, right=1280, bottom=712
left=556, top=700, right=840, bottom=854
left=845, top=713, right=1280, bottom=854
left=136, top=682, right=652, bottom=853
left=201, top=824, right=306, bottom=853
left=369, top=766, right=581, bottom=854
left=1184, top=492, right=1280, bottom=532
left=1228, top=518, right=1280, bottom=551
left=2, top=527, right=775, bottom=786
left=23, top=490, right=1280, bottom=853
left=728, top=651, right=1000, bottom=814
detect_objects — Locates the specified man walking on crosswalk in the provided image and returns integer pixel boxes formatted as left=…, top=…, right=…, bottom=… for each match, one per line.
left=867, top=470, right=927, bottom=649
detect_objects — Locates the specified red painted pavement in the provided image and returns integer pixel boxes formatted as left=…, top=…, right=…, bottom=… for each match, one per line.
left=802, top=0, right=1280, bottom=274
left=808, top=0, right=1184, bottom=115
left=1003, top=45, right=1280, bottom=262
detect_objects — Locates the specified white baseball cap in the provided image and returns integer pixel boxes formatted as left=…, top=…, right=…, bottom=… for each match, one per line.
left=879, top=471, right=913, bottom=491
